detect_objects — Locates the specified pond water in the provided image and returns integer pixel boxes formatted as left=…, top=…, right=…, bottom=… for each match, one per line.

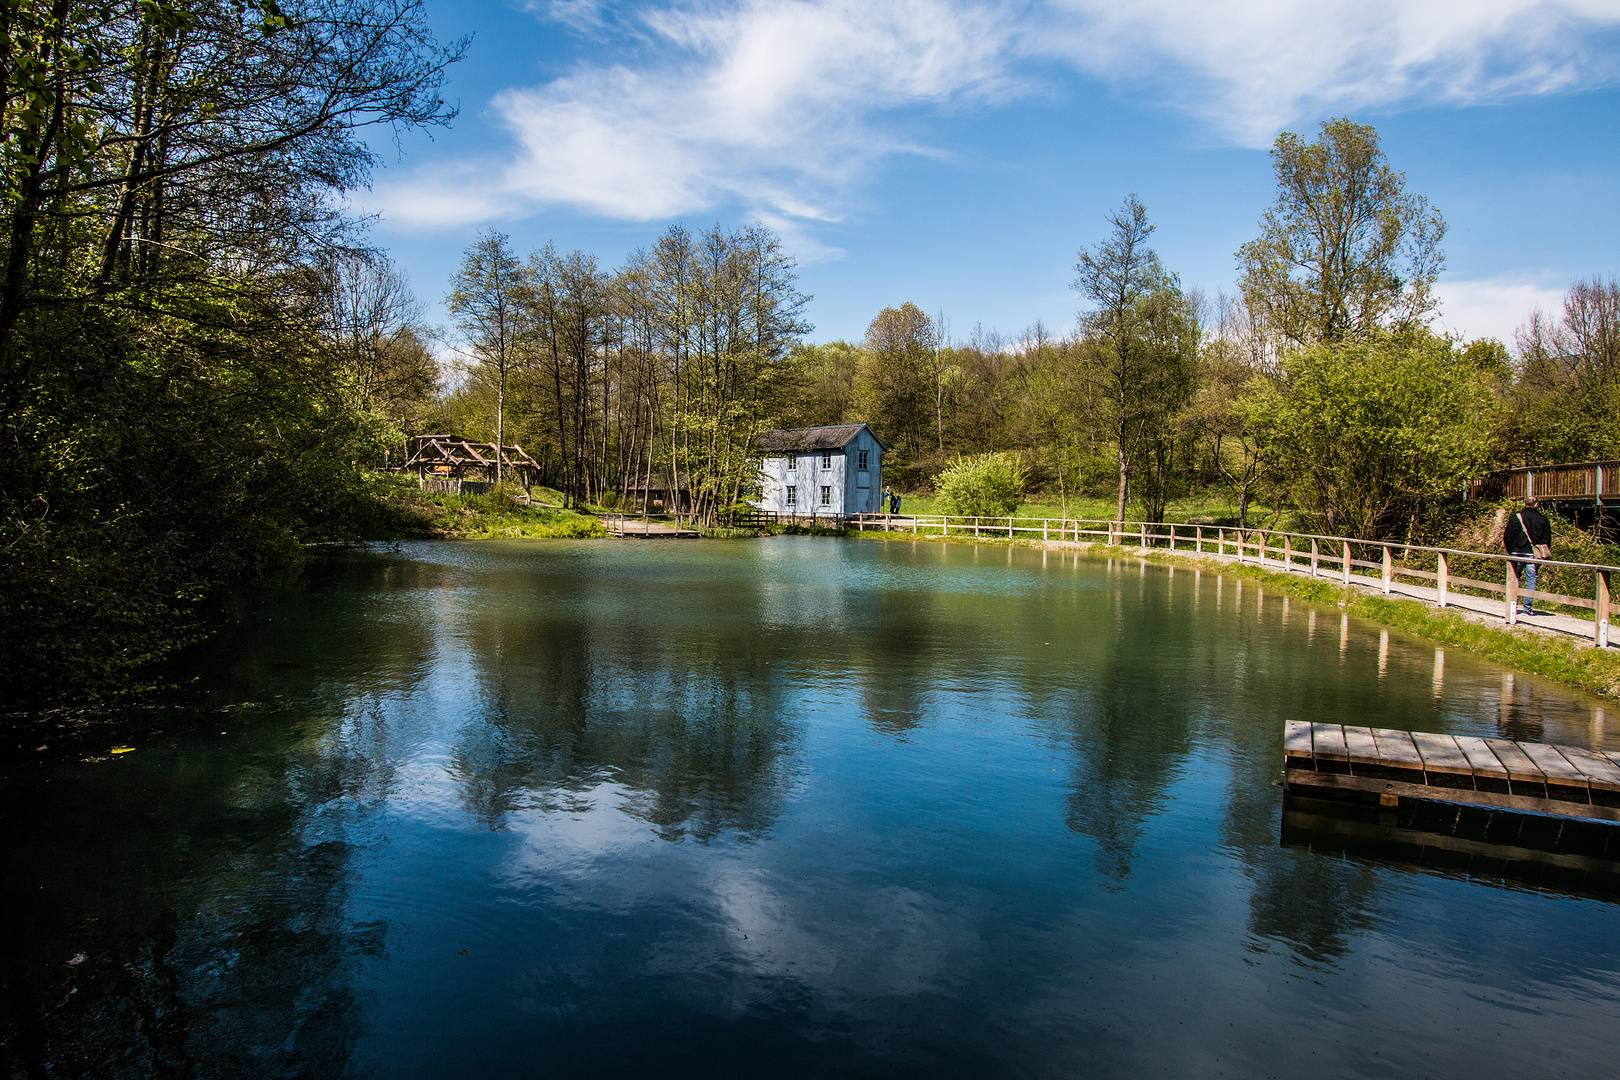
left=3, top=537, right=1618, bottom=1078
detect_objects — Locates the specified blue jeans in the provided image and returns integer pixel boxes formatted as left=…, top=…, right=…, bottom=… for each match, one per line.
left=1517, top=559, right=1537, bottom=612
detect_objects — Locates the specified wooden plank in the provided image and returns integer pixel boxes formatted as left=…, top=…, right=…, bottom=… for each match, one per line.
left=1409, top=731, right=1473, bottom=776
left=1519, top=742, right=1590, bottom=791
left=1310, top=723, right=1348, bottom=761
left=1557, top=746, right=1620, bottom=793
left=1284, top=770, right=1620, bottom=824
left=1486, top=739, right=1547, bottom=783
left=1341, top=726, right=1381, bottom=768
left=1454, top=736, right=1510, bottom=780
left=1283, top=720, right=1314, bottom=759
left=1371, top=728, right=1425, bottom=769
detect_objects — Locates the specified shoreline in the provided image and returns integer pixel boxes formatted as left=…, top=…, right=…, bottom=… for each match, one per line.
left=850, top=530, right=1620, bottom=702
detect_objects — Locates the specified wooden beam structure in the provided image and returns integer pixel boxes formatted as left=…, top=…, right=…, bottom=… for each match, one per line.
left=1283, top=720, right=1620, bottom=823
left=401, top=435, right=542, bottom=492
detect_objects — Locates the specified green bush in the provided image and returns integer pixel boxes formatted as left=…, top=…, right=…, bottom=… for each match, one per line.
left=937, top=453, right=1027, bottom=517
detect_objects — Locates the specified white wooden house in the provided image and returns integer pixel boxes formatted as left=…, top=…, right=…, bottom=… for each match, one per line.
left=753, top=424, right=887, bottom=517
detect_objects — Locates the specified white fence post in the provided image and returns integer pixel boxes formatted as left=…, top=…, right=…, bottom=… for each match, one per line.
left=1598, top=570, right=1612, bottom=648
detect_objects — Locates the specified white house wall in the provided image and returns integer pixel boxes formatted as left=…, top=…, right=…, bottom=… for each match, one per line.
left=753, top=427, right=884, bottom=516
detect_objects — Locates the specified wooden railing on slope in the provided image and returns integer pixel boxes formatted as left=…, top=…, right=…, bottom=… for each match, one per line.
left=1469, top=460, right=1620, bottom=503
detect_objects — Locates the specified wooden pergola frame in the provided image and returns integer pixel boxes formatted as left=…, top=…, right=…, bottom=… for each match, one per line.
left=402, top=435, right=542, bottom=490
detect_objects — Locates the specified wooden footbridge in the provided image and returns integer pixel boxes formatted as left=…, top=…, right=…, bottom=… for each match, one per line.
left=1284, top=720, right=1620, bottom=823
left=601, top=515, right=699, bottom=538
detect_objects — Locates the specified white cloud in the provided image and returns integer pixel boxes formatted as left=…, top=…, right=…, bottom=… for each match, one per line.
left=1435, top=274, right=1569, bottom=346
left=1044, top=1, right=1620, bottom=144
left=370, top=0, right=1620, bottom=230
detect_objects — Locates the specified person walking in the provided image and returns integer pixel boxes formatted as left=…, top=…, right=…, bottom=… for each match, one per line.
left=891, top=491, right=902, bottom=515
left=1503, top=496, right=1552, bottom=615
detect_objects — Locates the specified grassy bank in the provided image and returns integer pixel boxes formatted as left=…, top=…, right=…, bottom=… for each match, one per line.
left=1137, top=549, right=1619, bottom=700
left=856, top=529, right=1620, bottom=701
left=377, top=480, right=607, bottom=539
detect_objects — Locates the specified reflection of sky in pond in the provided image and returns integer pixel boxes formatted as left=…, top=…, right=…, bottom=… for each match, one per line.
left=2, top=537, right=1617, bottom=1078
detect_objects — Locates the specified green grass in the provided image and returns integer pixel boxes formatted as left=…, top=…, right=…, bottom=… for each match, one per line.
left=377, top=482, right=607, bottom=539
left=1129, top=548, right=1620, bottom=701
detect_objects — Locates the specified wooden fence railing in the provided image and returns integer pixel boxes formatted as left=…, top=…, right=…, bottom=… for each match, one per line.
left=1468, top=460, right=1620, bottom=503
left=734, top=509, right=850, bottom=529
left=847, top=513, right=1616, bottom=649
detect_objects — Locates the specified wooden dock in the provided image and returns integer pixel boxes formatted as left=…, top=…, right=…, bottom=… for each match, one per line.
left=602, top=516, right=700, bottom=539
left=1283, top=721, right=1620, bottom=823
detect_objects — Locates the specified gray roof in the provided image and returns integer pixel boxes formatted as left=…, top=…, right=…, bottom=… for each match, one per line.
left=757, top=423, right=885, bottom=452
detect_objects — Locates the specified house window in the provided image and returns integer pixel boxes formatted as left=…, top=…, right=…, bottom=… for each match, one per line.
left=858, top=449, right=869, bottom=470
left=820, top=485, right=831, bottom=505
left=787, top=453, right=797, bottom=470
left=786, top=485, right=796, bottom=506
left=821, top=451, right=832, bottom=469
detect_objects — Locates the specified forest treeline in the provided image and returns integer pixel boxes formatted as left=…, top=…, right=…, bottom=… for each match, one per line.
left=419, top=119, right=1617, bottom=545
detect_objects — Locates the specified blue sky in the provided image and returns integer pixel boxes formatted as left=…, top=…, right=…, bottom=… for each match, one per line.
left=362, top=0, right=1620, bottom=349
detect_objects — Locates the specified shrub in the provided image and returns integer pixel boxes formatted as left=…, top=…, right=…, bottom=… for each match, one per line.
left=937, top=453, right=1027, bottom=517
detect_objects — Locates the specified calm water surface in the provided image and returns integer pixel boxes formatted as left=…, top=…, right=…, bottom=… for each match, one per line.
left=4, top=538, right=1618, bottom=1077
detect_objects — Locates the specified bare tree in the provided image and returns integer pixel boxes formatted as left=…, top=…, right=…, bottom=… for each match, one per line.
left=1073, top=194, right=1197, bottom=524
left=315, top=251, right=433, bottom=418
left=449, top=231, right=528, bottom=483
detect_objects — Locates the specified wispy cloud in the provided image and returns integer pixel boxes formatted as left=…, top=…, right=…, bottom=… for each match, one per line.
left=1046, top=0, right=1620, bottom=144
left=369, top=0, right=1620, bottom=231
left=1436, top=274, right=1570, bottom=347
left=369, top=0, right=1022, bottom=233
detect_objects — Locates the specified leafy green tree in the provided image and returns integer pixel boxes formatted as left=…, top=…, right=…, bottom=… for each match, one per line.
left=937, top=453, right=1027, bottom=517
left=856, top=302, right=936, bottom=462
left=1072, top=194, right=1198, bottom=524
left=782, top=340, right=862, bottom=427
left=0, top=0, right=463, bottom=709
left=1245, top=333, right=1497, bottom=539
left=1238, top=118, right=1446, bottom=351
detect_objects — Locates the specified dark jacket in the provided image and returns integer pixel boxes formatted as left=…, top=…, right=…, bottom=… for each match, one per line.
left=1503, top=506, right=1551, bottom=556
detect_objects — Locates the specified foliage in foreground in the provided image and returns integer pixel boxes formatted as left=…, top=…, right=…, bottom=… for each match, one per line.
left=1245, top=332, right=1499, bottom=539
left=0, top=0, right=461, bottom=710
